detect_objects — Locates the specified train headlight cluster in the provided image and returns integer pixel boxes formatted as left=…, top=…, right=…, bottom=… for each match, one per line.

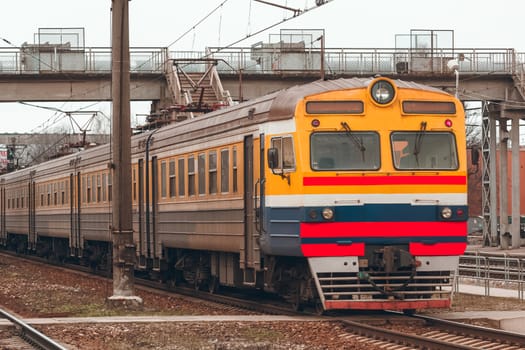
left=440, top=207, right=453, bottom=219
left=370, top=79, right=396, bottom=105
left=322, top=207, right=334, bottom=220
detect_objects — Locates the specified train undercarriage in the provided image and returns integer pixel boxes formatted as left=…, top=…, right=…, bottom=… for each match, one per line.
left=1, top=234, right=455, bottom=313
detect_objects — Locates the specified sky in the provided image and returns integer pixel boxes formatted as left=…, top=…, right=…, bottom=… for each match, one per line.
left=0, top=0, right=524, bottom=134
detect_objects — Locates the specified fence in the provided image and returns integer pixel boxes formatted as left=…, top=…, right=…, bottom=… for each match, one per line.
left=457, top=252, right=525, bottom=300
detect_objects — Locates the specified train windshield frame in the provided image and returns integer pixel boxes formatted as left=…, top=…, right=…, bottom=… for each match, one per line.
left=310, top=131, right=380, bottom=171
left=391, top=131, right=459, bottom=170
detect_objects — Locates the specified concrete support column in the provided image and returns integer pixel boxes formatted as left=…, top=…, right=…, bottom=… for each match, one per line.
left=498, top=118, right=510, bottom=249
left=510, top=116, right=521, bottom=248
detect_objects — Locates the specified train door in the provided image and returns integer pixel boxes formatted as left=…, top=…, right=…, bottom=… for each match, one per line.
left=0, top=181, right=5, bottom=245
left=69, top=172, right=81, bottom=256
left=151, top=156, right=159, bottom=269
left=143, top=155, right=158, bottom=269
left=137, top=159, right=146, bottom=267
left=241, top=134, right=262, bottom=285
left=28, top=179, right=36, bottom=251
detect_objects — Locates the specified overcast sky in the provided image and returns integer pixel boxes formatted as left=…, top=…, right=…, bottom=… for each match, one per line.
left=0, top=0, right=524, bottom=133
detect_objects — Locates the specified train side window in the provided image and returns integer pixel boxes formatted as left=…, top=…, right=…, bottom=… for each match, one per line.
left=220, top=149, right=229, bottom=193
left=209, top=151, right=217, bottom=195
left=188, top=156, right=196, bottom=196
left=169, top=160, right=176, bottom=198
left=268, top=136, right=296, bottom=172
left=102, top=174, right=107, bottom=202
left=97, top=175, right=101, bottom=203
left=87, top=176, right=92, bottom=203
left=160, top=160, right=167, bottom=199
left=47, top=184, right=51, bottom=206
left=133, top=168, right=137, bottom=202
left=233, top=147, right=238, bottom=193
left=91, top=175, right=96, bottom=203
left=66, top=179, right=69, bottom=204
left=108, top=174, right=113, bottom=202
left=178, top=158, right=185, bottom=197
left=198, top=153, right=206, bottom=196
left=81, top=177, right=85, bottom=204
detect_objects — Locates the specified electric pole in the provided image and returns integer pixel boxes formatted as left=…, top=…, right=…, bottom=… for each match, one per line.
left=108, top=0, right=142, bottom=308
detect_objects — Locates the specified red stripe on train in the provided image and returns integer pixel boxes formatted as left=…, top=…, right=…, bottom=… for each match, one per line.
left=324, top=299, right=451, bottom=310
left=300, top=242, right=466, bottom=257
left=303, top=175, right=466, bottom=186
left=300, top=222, right=467, bottom=238
left=409, top=242, right=467, bottom=255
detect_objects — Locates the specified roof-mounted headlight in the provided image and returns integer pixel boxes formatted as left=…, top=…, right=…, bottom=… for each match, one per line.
left=370, top=78, right=396, bottom=106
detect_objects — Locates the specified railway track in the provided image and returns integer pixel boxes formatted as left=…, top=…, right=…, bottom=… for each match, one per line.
left=337, top=312, right=525, bottom=350
left=3, top=251, right=525, bottom=349
left=0, top=308, right=67, bottom=350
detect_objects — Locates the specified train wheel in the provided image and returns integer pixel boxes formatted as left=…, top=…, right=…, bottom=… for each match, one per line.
left=314, top=299, right=325, bottom=315
left=208, top=276, right=219, bottom=294
left=290, top=284, right=303, bottom=312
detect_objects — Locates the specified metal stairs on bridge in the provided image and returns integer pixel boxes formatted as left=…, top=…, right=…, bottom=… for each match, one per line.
left=512, top=63, right=525, bottom=101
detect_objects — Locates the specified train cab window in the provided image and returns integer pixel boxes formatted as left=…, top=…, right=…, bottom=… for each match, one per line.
left=209, top=151, right=217, bottom=195
left=169, top=160, right=176, bottom=198
left=220, top=149, right=229, bottom=193
left=178, top=158, right=185, bottom=197
left=198, top=153, right=206, bottom=196
left=188, top=156, right=196, bottom=196
left=391, top=132, right=458, bottom=170
left=310, top=132, right=380, bottom=170
left=268, top=136, right=296, bottom=172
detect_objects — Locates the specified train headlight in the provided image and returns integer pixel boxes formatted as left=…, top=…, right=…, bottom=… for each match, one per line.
left=441, top=207, right=453, bottom=219
left=370, top=79, right=396, bottom=105
left=322, top=207, right=334, bottom=220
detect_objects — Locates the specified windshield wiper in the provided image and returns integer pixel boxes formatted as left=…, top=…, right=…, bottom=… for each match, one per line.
left=413, top=121, right=427, bottom=166
left=341, top=121, right=366, bottom=161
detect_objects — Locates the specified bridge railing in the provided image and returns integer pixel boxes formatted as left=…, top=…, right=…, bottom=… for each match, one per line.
left=0, top=47, right=168, bottom=74
left=1, top=46, right=523, bottom=77
left=181, top=47, right=524, bottom=76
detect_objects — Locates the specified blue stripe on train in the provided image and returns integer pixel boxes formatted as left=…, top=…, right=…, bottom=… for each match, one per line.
left=301, top=236, right=468, bottom=244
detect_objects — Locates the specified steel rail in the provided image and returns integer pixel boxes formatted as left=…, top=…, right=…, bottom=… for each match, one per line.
left=0, top=308, right=68, bottom=350
left=413, top=313, right=525, bottom=348
left=339, top=318, right=476, bottom=350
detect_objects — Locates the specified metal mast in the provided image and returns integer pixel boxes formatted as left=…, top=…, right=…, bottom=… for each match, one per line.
left=108, top=0, right=142, bottom=307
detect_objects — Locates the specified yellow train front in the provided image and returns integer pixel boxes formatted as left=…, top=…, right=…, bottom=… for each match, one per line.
left=261, top=77, right=467, bottom=311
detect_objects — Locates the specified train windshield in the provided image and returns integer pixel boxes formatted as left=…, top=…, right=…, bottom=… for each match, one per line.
left=310, top=132, right=380, bottom=170
left=391, top=131, right=458, bottom=170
